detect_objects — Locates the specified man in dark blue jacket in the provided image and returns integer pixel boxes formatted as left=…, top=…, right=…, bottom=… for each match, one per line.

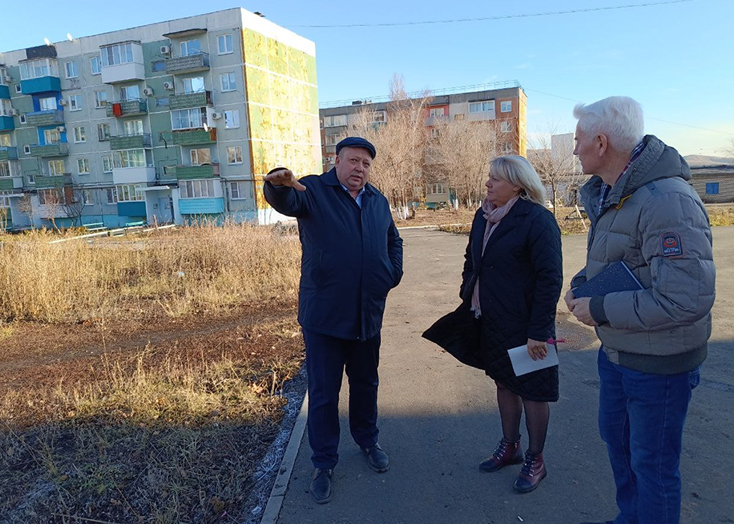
left=263, top=137, right=403, bottom=504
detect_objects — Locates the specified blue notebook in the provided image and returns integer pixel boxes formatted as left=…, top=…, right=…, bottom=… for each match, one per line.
left=572, top=261, right=643, bottom=298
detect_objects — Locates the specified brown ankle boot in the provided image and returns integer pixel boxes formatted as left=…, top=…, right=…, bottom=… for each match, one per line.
left=479, top=437, right=523, bottom=472
left=512, top=450, right=547, bottom=493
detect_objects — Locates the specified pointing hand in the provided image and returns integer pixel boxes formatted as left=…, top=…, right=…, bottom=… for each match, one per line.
left=265, top=168, right=307, bottom=192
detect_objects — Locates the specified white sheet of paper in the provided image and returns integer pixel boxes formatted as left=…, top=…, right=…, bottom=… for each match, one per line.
left=508, top=343, right=559, bottom=377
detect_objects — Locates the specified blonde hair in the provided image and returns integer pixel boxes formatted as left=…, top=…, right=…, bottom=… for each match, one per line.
left=489, top=155, right=546, bottom=206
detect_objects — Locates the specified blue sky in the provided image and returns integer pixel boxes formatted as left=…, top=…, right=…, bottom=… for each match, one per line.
left=2, top=0, right=732, bottom=156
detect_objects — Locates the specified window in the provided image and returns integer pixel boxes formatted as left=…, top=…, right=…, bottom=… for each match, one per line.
left=0, top=99, right=12, bottom=117
left=116, top=184, right=145, bottom=202
left=431, top=128, right=440, bottom=138
left=325, top=134, right=344, bottom=146
left=706, top=183, right=720, bottom=195
left=113, top=149, right=146, bottom=168
left=454, top=114, right=465, bottom=120
left=432, top=183, right=447, bottom=194
left=19, top=58, right=59, bottom=80
left=189, top=148, right=211, bottom=165
left=69, top=95, right=82, bottom=111
left=500, top=121, right=513, bottom=133
left=97, top=123, right=111, bottom=141
left=231, top=181, right=248, bottom=200
left=106, top=187, right=118, bottom=203
left=370, top=111, right=386, bottom=123
left=180, top=179, right=215, bottom=199
left=469, top=101, right=495, bottom=113
left=100, top=43, right=134, bottom=67
left=0, top=161, right=10, bottom=177
left=220, top=72, right=236, bottom=92
left=429, top=107, right=446, bottom=117
left=73, top=127, right=86, bottom=143
left=102, top=155, right=113, bottom=173
left=0, top=192, right=11, bottom=208
left=23, top=145, right=31, bottom=155
left=180, top=40, right=201, bottom=57
left=44, top=128, right=61, bottom=144
left=323, top=114, right=347, bottom=127
left=227, top=146, right=243, bottom=164
left=501, top=101, right=512, bottom=113
left=94, top=91, right=108, bottom=107
left=123, top=119, right=144, bottom=136
left=224, top=110, right=239, bottom=129
left=48, top=159, right=65, bottom=175
left=218, top=34, right=233, bottom=55
left=156, top=97, right=169, bottom=107
left=77, top=158, right=90, bottom=174
left=501, top=142, right=513, bottom=154
left=65, top=61, right=78, bottom=79
left=90, top=56, right=102, bottom=75
left=171, top=108, right=206, bottom=130
left=151, top=60, right=166, bottom=72
left=82, top=189, right=94, bottom=205
left=39, top=188, right=65, bottom=205
left=39, top=97, right=57, bottom=111
left=15, top=84, right=22, bottom=93
left=120, top=85, right=140, bottom=101
left=0, top=134, right=10, bottom=147
left=183, top=77, right=205, bottom=94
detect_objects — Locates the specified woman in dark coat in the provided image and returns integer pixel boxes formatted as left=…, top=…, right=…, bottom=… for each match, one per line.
left=461, top=155, right=563, bottom=493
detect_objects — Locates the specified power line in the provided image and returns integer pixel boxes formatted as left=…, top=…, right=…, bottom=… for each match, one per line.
left=293, top=0, right=696, bottom=28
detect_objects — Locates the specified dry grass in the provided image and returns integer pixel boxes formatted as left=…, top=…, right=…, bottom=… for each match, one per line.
left=0, top=221, right=301, bottom=323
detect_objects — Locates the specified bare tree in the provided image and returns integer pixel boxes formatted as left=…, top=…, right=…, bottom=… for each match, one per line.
left=350, top=74, right=432, bottom=218
left=429, top=118, right=502, bottom=209
left=38, top=188, right=65, bottom=231
left=17, top=194, right=36, bottom=229
left=0, top=207, right=9, bottom=231
left=62, top=188, right=86, bottom=227
left=528, top=125, right=584, bottom=216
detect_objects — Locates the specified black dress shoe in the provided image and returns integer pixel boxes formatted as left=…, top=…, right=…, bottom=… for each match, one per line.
left=361, top=443, right=390, bottom=472
left=310, top=468, right=332, bottom=504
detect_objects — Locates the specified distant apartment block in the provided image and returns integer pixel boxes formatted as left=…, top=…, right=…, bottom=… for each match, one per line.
left=0, top=8, right=321, bottom=230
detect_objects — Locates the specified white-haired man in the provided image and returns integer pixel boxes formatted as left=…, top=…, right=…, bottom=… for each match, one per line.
left=565, top=96, right=715, bottom=524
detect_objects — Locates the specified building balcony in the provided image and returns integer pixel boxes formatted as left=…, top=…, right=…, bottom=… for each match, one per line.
left=174, top=163, right=220, bottom=180
left=165, top=53, right=210, bottom=74
left=0, top=116, right=14, bottom=132
left=26, top=109, right=64, bottom=127
left=106, top=99, right=148, bottom=118
left=169, top=91, right=212, bottom=110
left=171, top=128, right=217, bottom=146
left=0, top=147, right=18, bottom=161
left=21, top=76, right=61, bottom=95
left=29, top=143, right=69, bottom=157
left=101, top=62, right=146, bottom=84
left=0, top=85, right=10, bottom=99
left=110, top=133, right=151, bottom=150
left=34, top=174, right=72, bottom=188
left=112, top=166, right=156, bottom=185
left=0, top=176, right=23, bottom=190
left=179, top=197, right=224, bottom=215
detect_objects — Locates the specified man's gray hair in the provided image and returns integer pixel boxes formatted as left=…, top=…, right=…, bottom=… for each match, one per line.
left=573, top=96, right=644, bottom=152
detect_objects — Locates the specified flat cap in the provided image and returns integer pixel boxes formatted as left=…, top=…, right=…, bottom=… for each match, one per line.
left=336, top=136, right=376, bottom=159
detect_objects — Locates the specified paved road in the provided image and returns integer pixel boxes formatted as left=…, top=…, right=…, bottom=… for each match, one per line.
left=274, top=226, right=734, bottom=524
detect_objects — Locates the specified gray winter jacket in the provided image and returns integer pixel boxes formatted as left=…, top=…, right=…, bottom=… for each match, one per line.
left=573, top=135, right=715, bottom=374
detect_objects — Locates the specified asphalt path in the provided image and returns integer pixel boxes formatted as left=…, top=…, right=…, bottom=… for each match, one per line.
left=273, top=226, right=734, bottom=524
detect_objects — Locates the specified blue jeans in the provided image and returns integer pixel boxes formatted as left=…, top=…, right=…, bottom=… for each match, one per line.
left=303, top=330, right=381, bottom=470
left=597, top=348, right=700, bottom=524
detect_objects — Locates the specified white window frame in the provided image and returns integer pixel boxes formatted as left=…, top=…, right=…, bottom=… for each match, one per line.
left=469, top=101, right=495, bottom=113
left=171, top=108, right=207, bottom=130
left=120, top=85, right=140, bottom=101
left=179, top=179, right=215, bottom=199
left=102, top=155, right=113, bottom=173
left=224, top=110, right=240, bottom=129
left=0, top=161, right=11, bottom=177
left=69, top=95, right=82, bottom=111
left=39, top=97, right=57, bottom=111
left=94, top=90, right=108, bottom=108
left=113, top=149, right=146, bottom=169
left=323, top=114, right=347, bottom=127
left=65, top=61, right=78, bottom=79
left=73, top=126, right=86, bottom=143
left=230, top=181, right=248, bottom=200
left=48, top=159, right=65, bottom=175
left=82, top=189, right=94, bottom=205
left=116, top=184, right=145, bottom=202
left=39, top=188, right=65, bottom=205
left=501, top=142, right=513, bottom=154
left=501, top=101, right=512, bottom=113
left=77, top=158, right=90, bottom=174
left=217, top=34, right=233, bottom=55
left=0, top=192, right=11, bottom=208
left=180, top=40, right=201, bottom=57
left=19, top=59, right=59, bottom=80
left=227, top=146, right=243, bottom=165
left=100, top=43, right=134, bottom=67
left=44, top=129, right=61, bottom=144
left=429, top=107, right=446, bottom=117
left=90, top=56, right=102, bottom=75
left=98, top=123, right=111, bottom=141
left=189, top=148, right=211, bottom=166
left=183, top=77, right=205, bottom=95
left=123, top=119, right=144, bottom=136
left=220, top=72, right=236, bottom=92
left=500, top=121, right=513, bottom=133
left=106, top=187, right=117, bottom=204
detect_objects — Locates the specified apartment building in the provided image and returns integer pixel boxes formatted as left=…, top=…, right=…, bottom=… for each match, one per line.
left=319, top=82, right=527, bottom=167
left=0, top=8, right=321, bottom=230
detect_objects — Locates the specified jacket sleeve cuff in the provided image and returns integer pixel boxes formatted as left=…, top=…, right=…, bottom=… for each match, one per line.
left=589, top=296, right=609, bottom=325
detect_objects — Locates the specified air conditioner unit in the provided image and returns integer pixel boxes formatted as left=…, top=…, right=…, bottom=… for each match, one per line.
left=163, top=81, right=174, bottom=90
left=58, top=99, right=68, bottom=106
left=211, top=112, right=222, bottom=120
left=143, top=87, right=154, bottom=96
left=56, top=126, right=65, bottom=133
left=160, top=45, right=171, bottom=55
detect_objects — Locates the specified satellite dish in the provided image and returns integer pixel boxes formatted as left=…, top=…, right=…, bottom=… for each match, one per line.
left=67, top=33, right=73, bottom=41
left=44, top=37, right=51, bottom=46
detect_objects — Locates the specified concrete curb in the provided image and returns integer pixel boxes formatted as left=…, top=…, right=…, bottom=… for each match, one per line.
left=259, top=391, right=309, bottom=524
